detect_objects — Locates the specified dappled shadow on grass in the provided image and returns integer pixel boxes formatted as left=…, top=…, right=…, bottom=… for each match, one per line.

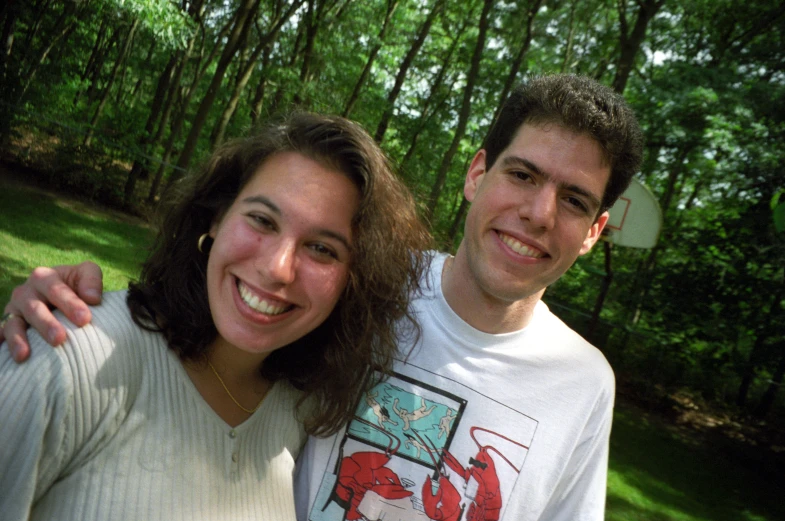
left=0, top=253, right=30, bottom=304
left=606, top=494, right=676, bottom=521
left=608, top=403, right=785, bottom=521
left=0, top=176, right=152, bottom=277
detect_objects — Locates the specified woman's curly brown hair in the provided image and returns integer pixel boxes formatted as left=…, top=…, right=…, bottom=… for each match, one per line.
left=127, top=112, right=433, bottom=436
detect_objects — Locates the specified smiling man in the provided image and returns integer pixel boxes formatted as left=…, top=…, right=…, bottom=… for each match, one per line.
left=293, top=74, right=643, bottom=521
left=2, top=74, right=643, bottom=521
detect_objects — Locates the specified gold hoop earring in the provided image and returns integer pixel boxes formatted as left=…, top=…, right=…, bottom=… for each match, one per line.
left=197, top=233, right=210, bottom=253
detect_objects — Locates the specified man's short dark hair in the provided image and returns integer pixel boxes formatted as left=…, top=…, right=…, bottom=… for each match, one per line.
left=483, top=74, right=644, bottom=214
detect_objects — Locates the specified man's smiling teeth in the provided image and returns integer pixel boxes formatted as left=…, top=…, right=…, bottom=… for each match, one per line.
left=499, top=232, right=545, bottom=258
left=238, top=281, right=289, bottom=315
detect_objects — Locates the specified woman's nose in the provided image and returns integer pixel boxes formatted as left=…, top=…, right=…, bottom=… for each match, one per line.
left=262, top=240, right=297, bottom=285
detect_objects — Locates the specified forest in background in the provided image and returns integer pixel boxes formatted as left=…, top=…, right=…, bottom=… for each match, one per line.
left=0, top=0, right=784, bottom=431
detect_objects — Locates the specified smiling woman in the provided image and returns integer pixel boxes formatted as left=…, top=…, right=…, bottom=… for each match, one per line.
left=0, top=112, right=432, bottom=520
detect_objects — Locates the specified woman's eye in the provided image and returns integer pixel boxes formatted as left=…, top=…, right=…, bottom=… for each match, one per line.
left=251, top=214, right=276, bottom=230
left=309, top=243, right=338, bottom=259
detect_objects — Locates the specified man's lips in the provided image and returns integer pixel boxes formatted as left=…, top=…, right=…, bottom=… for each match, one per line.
left=497, top=231, right=547, bottom=258
left=236, top=279, right=294, bottom=316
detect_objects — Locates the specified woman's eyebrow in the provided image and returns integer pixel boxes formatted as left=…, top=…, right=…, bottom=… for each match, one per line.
left=240, top=195, right=352, bottom=251
left=241, top=195, right=280, bottom=214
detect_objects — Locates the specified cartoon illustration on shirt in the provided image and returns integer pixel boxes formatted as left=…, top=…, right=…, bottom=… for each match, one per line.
left=437, top=408, right=456, bottom=439
left=404, top=433, right=429, bottom=459
left=393, top=396, right=437, bottom=431
left=310, top=371, right=537, bottom=521
left=439, top=427, right=529, bottom=521
left=320, top=417, right=413, bottom=520
left=365, top=390, right=398, bottom=430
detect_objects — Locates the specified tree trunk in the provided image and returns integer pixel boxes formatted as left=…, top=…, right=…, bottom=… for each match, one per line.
left=587, top=241, right=614, bottom=344
left=84, top=17, right=140, bottom=146
left=400, top=25, right=464, bottom=168
left=489, top=0, right=544, bottom=126
left=736, top=334, right=768, bottom=408
left=151, top=39, right=197, bottom=145
left=79, top=16, right=108, bottom=86
left=612, top=0, right=665, bottom=94
left=123, top=54, right=178, bottom=205
left=19, top=2, right=79, bottom=100
left=210, top=0, right=303, bottom=146
left=120, top=38, right=155, bottom=107
left=754, top=341, right=785, bottom=418
left=342, top=0, right=400, bottom=118
left=0, top=0, right=20, bottom=83
left=560, top=0, right=578, bottom=73
left=249, top=45, right=273, bottom=125
left=21, top=0, right=53, bottom=51
left=737, top=288, right=784, bottom=408
left=83, top=23, right=123, bottom=107
left=426, top=0, right=494, bottom=220
left=292, top=0, right=320, bottom=106
left=374, top=0, right=444, bottom=143
left=166, top=0, right=263, bottom=187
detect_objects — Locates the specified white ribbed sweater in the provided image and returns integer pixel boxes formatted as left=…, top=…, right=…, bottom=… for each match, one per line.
left=0, top=291, right=306, bottom=521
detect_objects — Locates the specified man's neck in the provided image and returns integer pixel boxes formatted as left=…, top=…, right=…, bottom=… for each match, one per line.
left=441, top=253, right=543, bottom=334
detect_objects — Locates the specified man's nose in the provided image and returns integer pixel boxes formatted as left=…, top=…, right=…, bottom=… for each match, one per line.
left=519, top=187, right=557, bottom=230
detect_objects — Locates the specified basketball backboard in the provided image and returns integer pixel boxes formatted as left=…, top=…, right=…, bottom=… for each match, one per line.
left=603, top=178, right=662, bottom=249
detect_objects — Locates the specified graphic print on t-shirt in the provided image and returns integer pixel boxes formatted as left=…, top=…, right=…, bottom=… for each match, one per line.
left=309, top=369, right=537, bottom=521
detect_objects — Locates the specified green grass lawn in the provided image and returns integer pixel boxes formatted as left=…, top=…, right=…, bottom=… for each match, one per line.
left=608, top=403, right=785, bottom=521
left=0, top=169, right=153, bottom=305
left=1, top=168, right=783, bottom=520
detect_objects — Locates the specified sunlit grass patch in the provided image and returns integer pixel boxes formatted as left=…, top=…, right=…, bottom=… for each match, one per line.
left=0, top=172, right=153, bottom=305
left=607, top=404, right=784, bottom=521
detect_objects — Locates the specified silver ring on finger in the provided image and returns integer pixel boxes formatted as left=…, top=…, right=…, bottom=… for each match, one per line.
left=0, top=312, right=18, bottom=329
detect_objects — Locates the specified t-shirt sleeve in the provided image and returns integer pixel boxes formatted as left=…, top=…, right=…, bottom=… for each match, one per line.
left=538, top=369, right=615, bottom=521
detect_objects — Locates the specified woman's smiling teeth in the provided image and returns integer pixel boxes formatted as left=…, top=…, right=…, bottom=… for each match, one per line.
left=238, top=281, right=290, bottom=315
left=499, top=232, right=546, bottom=258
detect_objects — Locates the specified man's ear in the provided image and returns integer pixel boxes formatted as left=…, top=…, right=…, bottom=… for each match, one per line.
left=464, top=150, right=487, bottom=203
left=579, top=211, right=610, bottom=255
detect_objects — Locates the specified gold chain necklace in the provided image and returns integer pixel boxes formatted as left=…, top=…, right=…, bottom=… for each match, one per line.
left=207, top=361, right=265, bottom=414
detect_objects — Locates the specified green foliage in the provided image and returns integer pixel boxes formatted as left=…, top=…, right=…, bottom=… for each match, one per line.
left=113, top=0, right=195, bottom=49
left=1, top=0, right=784, bottom=424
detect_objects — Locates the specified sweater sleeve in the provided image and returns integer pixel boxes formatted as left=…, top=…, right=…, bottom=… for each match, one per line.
left=0, top=291, right=136, bottom=520
left=0, top=328, right=75, bottom=520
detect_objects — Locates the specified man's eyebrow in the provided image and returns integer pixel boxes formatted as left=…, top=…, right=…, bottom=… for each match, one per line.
left=240, top=195, right=353, bottom=251
left=501, top=155, right=603, bottom=211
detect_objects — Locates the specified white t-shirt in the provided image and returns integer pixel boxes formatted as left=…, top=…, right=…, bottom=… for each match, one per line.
left=295, top=252, right=614, bottom=521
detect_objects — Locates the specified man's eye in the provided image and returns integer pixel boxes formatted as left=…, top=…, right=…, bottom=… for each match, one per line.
left=565, top=197, right=589, bottom=213
left=513, top=171, right=533, bottom=182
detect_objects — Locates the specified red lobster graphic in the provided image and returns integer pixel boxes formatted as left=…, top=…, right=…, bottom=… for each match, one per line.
left=322, top=418, right=412, bottom=521
left=439, top=427, right=529, bottom=521
left=410, top=429, right=464, bottom=521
